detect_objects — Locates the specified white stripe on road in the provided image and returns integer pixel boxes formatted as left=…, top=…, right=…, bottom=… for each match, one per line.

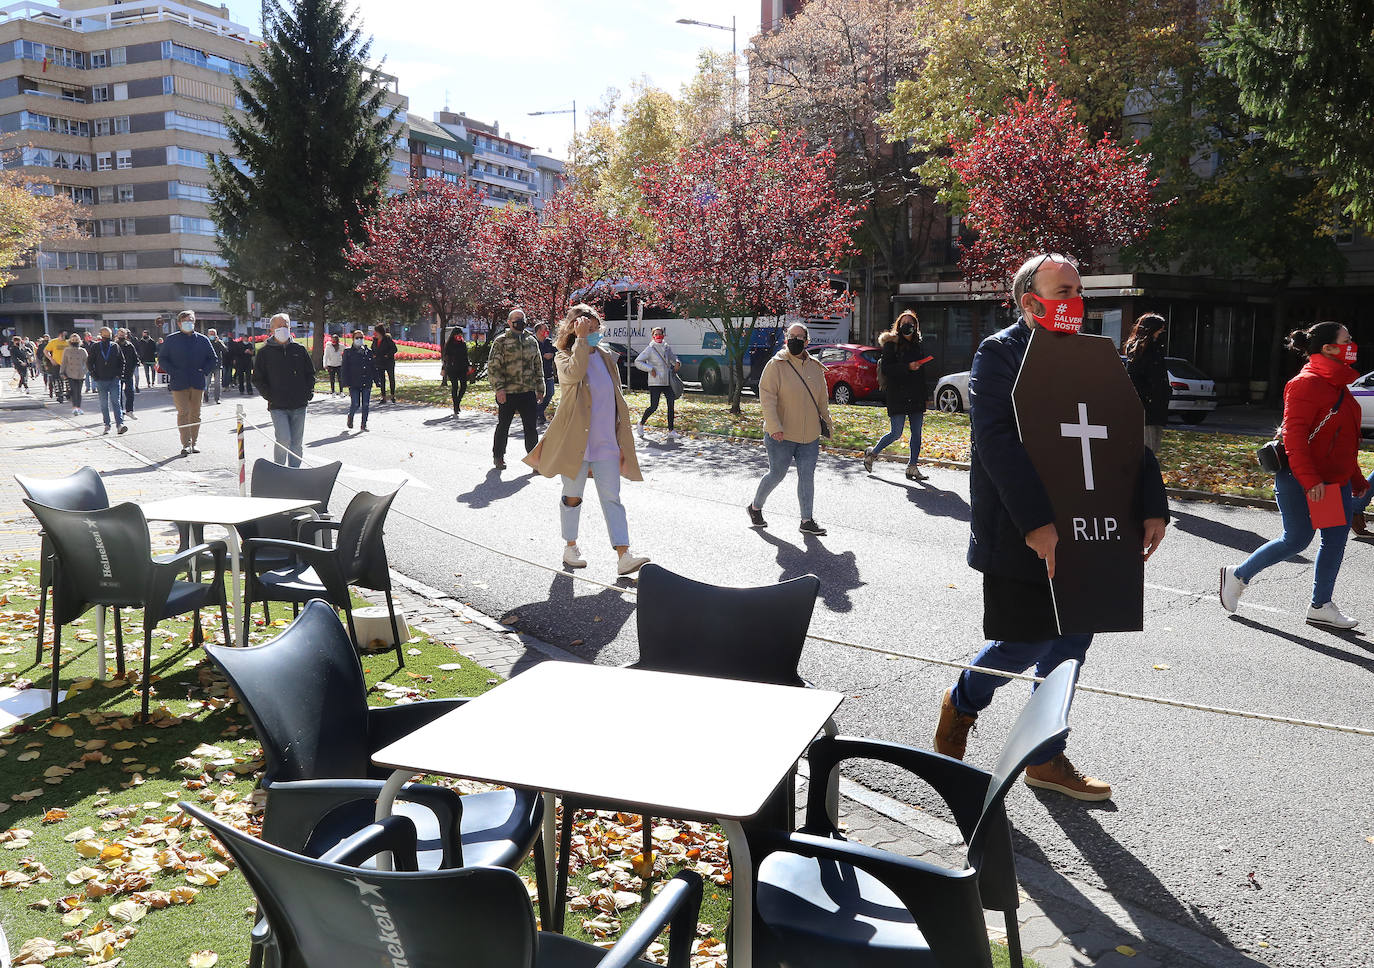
left=1147, top=582, right=1291, bottom=616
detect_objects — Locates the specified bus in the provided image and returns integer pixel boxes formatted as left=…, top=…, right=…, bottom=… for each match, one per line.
left=599, top=277, right=852, bottom=394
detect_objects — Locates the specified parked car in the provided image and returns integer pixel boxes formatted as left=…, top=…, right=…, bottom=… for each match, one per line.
left=934, top=355, right=1218, bottom=423
left=1163, top=356, right=1217, bottom=424
left=806, top=342, right=881, bottom=405
left=1348, top=371, right=1374, bottom=435
left=933, top=370, right=971, bottom=413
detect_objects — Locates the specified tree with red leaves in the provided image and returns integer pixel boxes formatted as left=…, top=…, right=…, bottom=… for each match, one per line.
left=637, top=133, right=861, bottom=413
left=348, top=176, right=494, bottom=358
left=481, top=187, right=641, bottom=331
left=948, top=86, right=1166, bottom=287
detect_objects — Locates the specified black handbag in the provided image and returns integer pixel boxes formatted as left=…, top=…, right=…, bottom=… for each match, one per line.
left=1257, top=387, right=1345, bottom=475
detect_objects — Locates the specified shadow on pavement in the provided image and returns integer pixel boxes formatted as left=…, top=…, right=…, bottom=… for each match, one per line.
left=1018, top=801, right=1266, bottom=964
left=1228, top=614, right=1374, bottom=672
left=1170, top=509, right=1283, bottom=557
left=753, top=528, right=863, bottom=613
left=99, top=455, right=184, bottom=474
left=455, top=467, right=533, bottom=510
left=503, top=572, right=636, bottom=668
left=869, top=474, right=971, bottom=521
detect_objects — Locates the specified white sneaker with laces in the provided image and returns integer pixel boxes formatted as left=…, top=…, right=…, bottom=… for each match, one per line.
left=562, top=544, right=587, bottom=569
left=1307, top=601, right=1358, bottom=630
left=636, top=423, right=646, bottom=437
left=1218, top=565, right=1247, bottom=613
left=617, top=550, right=650, bottom=575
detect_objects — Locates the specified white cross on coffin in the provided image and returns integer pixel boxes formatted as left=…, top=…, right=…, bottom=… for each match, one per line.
left=1060, top=402, right=1108, bottom=491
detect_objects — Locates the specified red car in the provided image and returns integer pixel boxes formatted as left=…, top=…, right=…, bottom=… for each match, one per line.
left=808, top=343, right=881, bottom=405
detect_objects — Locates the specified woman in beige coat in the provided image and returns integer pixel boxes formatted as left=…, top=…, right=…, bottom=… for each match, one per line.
left=60, top=335, right=89, bottom=416
left=524, top=304, right=650, bottom=576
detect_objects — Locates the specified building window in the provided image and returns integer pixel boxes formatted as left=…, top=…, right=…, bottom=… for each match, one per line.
left=168, top=146, right=210, bottom=169
left=120, top=217, right=136, bottom=235
left=95, top=116, right=131, bottom=137
left=116, top=150, right=132, bottom=170
left=90, top=50, right=108, bottom=69
left=118, top=184, right=134, bottom=203
left=124, top=285, right=140, bottom=301
left=110, top=47, right=126, bottom=67
left=98, top=185, right=114, bottom=204
left=161, top=40, right=249, bottom=79
left=104, top=285, right=122, bottom=303
left=99, top=218, right=117, bottom=237
left=171, top=215, right=216, bottom=236
left=113, top=83, right=128, bottom=101
left=176, top=249, right=227, bottom=268
left=169, top=181, right=213, bottom=203
left=102, top=253, right=118, bottom=270
left=97, top=151, right=112, bottom=172
left=122, top=253, right=137, bottom=269
left=92, top=85, right=110, bottom=102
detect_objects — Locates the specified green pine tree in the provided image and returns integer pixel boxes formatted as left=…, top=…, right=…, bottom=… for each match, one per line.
left=210, top=0, right=399, bottom=367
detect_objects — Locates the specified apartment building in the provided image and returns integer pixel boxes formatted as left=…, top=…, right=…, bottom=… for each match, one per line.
left=0, top=0, right=409, bottom=339
left=407, top=112, right=469, bottom=185
left=530, top=152, right=565, bottom=212
left=433, top=110, right=536, bottom=208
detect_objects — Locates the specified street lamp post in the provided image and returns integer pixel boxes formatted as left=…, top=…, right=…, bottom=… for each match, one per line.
left=35, top=244, right=49, bottom=334
left=676, top=15, right=737, bottom=128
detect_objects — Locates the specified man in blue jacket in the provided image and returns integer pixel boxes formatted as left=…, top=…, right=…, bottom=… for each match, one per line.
left=156, top=310, right=219, bottom=456
left=933, top=253, right=1169, bottom=802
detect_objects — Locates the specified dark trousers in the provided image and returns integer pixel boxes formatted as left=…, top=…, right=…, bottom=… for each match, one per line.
left=449, top=376, right=467, bottom=413
left=538, top=376, right=556, bottom=422
left=493, top=390, right=538, bottom=458
left=67, top=378, right=82, bottom=408
left=236, top=364, right=252, bottom=393
left=376, top=360, right=396, bottom=398
left=641, top=385, right=675, bottom=430
left=327, top=365, right=341, bottom=393
left=141, top=362, right=154, bottom=386
left=122, top=377, right=136, bottom=413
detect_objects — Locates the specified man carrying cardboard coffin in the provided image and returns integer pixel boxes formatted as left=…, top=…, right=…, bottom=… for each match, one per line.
left=933, top=252, right=1170, bottom=801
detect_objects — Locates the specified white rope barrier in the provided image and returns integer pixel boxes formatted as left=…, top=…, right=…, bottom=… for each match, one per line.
left=3, top=411, right=242, bottom=443
left=235, top=422, right=1374, bottom=738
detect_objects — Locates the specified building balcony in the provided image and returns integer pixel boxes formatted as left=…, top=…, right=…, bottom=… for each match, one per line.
left=470, top=168, right=534, bottom=191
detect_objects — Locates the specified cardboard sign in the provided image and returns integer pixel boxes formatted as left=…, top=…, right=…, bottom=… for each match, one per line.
left=1012, top=329, right=1146, bottom=633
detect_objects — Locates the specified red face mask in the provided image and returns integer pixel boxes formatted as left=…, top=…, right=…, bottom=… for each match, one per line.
left=1342, top=341, right=1358, bottom=364
left=1029, top=295, right=1085, bottom=333
left=653, top=334, right=665, bottom=343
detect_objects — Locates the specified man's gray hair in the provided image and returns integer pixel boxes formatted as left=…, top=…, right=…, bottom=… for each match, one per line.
left=176, top=309, right=196, bottom=324
left=508, top=308, right=526, bottom=322
left=1011, top=253, right=1078, bottom=308
left=787, top=322, right=810, bottom=337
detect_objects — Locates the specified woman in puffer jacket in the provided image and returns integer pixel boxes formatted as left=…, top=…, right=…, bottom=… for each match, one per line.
left=1219, top=321, right=1368, bottom=629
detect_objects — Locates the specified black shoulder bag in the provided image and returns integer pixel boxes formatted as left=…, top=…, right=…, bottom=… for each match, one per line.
left=1257, top=387, right=1345, bottom=474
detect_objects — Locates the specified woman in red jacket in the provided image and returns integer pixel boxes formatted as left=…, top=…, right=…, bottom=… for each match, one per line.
left=1220, top=321, right=1368, bottom=628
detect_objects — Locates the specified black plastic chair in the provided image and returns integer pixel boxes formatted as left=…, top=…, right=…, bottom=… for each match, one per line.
left=554, top=563, right=823, bottom=929
left=15, top=466, right=109, bottom=663
left=203, top=600, right=551, bottom=964
left=742, top=659, right=1080, bottom=968
left=242, top=488, right=405, bottom=664
left=22, top=500, right=230, bottom=719
left=179, top=802, right=702, bottom=968
left=240, top=458, right=342, bottom=566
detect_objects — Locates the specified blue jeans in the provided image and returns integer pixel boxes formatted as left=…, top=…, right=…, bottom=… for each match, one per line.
left=561, top=458, right=629, bottom=547
left=94, top=378, right=123, bottom=428
left=1354, top=470, right=1374, bottom=514
left=951, top=635, right=1092, bottom=763
left=1235, top=469, right=1353, bottom=606
left=349, top=385, right=371, bottom=426
left=753, top=436, right=820, bottom=520
left=872, top=411, right=923, bottom=465
left=270, top=406, right=307, bottom=468
left=538, top=377, right=556, bottom=422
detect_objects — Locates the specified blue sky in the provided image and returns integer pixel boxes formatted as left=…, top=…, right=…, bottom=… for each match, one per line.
left=217, top=0, right=761, bottom=159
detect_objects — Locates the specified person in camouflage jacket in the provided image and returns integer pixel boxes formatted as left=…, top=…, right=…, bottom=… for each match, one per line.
left=488, top=308, right=546, bottom=469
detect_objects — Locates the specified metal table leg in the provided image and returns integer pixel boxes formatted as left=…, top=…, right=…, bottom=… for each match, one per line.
left=373, top=769, right=411, bottom=872
left=225, top=528, right=244, bottom=646
left=720, top=819, right=752, bottom=968
left=94, top=606, right=107, bottom=681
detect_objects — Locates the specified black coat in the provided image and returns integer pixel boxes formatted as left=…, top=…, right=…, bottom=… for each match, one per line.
left=443, top=337, right=469, bottom=376
left=134, top=337, right=157, bottom=363
left=252, top=340, right=315, bottom=411
left=1125, top=340, right=1171, bottom=426
left=879, top=333, right=929, bottom=415
left=967, top=319, right=1169, bottom=584
left=373, top=335, right=397, bottom=364
left=117, top=339, right=139, bottom=378
left=87, top=339, right=126, bottom=381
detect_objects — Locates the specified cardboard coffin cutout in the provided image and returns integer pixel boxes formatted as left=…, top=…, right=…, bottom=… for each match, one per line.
left=1013, top=329, right=1145, bottom=633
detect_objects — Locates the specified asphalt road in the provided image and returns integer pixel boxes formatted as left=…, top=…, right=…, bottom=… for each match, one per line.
left=73, top=381, right=1373, bottom=967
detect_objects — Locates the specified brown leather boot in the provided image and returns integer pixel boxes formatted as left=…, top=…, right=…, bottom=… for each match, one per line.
left=1352, top=512, right=1368, bottom=536
left=1024, top=753, right=1112, bottom=801
left=933, top=689, right=977, bottom=760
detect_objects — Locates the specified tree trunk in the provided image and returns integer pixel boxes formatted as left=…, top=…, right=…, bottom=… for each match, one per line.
left=310, top=293, right=327, bottom=372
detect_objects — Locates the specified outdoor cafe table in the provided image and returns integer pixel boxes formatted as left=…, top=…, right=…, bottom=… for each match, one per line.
left=372, top=661, right=845, bottom=968
left=138, top=495, right=320, bottom=647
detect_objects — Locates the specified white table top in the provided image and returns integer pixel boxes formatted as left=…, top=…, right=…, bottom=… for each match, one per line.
left=139, top=495, right=320, bottom=527
left=373, top=661, right=844, bottom=820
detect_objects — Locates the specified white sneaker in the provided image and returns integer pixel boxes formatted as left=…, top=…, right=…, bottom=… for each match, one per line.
left=665, top=430, right=679, bottom=440
left=1218, top=566, right=1247, bottom=613
left=1307, top=601, right=1358, bottom=630
left=636, top=423, right=646, bottom=437
left=562, top=544, right=587, bottom=569
left=617, top=550, right=650, bottom=575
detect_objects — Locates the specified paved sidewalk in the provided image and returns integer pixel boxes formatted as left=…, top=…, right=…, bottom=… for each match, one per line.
left=0, top=399, right=1265, bottom=968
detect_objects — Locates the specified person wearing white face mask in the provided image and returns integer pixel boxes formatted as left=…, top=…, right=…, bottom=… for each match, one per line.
left=252, top=313, right=316, bottom=466
left=156, top=310, right=219, bottom=456
left=340, top=329, right=375, bottom=431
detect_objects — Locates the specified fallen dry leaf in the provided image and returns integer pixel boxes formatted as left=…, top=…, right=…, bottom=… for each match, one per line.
left=48, top=723, right=74, bottom=738
left=188, top=951, right=219, bottom=968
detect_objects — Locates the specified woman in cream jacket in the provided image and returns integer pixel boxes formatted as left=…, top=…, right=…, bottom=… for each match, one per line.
left=525, top=304, right=649, bottom=576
